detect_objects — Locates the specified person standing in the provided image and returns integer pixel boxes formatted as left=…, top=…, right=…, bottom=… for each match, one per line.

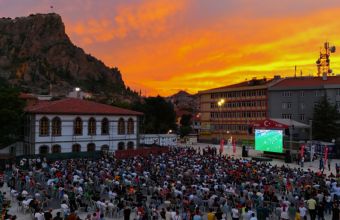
left=307, top=197, right=317, bottom=220
left=232, top=207, right=240, bottom=220
left=298, top=204, right=307, bottom=220
left=301, top=157, right=304, bottom=168
left=317, top=201, right=325, bottom=220
left=124, top=205, right=131, bottom=220
left=207, top=209, right=215, bottom=220
left=332, top=202, right=339, bottom=220
left=288, top=203, right=296, bottom=220
left=320, top=158, right=324, bottom=172
left=328, top=159, right=332, bottom=171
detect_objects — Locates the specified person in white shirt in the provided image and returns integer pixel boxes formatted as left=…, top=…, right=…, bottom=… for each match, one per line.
left=232, top=207, right=240, bottom=220
left=61, top=200, right=70, bottom=216
left=34, top=209, right=44, bottom=220
left=249, top=213, right=257, bottom=220
left=298, top=205, right=307, bottom=219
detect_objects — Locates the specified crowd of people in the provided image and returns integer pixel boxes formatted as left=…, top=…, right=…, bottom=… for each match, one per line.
left=1, top=146, right=340, bottom=220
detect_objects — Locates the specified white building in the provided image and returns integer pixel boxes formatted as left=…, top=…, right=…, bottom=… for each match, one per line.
left=139, top=134, right=177, bottom=147
left=23, top=98, right=142, bottom=155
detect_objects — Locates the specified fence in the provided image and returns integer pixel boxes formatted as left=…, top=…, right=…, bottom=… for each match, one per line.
left=15, top=151, right=102, bottom=163
left=115, top=147, right=169, bottom=159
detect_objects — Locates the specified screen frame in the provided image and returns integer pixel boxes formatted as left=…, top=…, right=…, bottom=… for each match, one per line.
left=254, top=129, right=283, bottom=153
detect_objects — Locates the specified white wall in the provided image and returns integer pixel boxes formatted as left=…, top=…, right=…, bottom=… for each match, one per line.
left=27, top=114, right=138, bottom=154
left=140, top=134, right=177, bottom=146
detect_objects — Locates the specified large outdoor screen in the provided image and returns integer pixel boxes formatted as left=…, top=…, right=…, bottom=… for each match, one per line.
left=255, top=129, right=283, bottom=153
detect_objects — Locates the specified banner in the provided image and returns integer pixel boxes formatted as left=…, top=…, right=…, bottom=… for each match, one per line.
left=324, top=146, right=328, bottom=162
left=220, top=139, right=224, bottom=154
left=300, top=145, right=305, bottom=157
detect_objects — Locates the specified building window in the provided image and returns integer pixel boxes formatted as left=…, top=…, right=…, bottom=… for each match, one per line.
left=74, top=117, right=83, bottom=136
left=39, top=145, right=49, bottom=154
left=118, top=142, right=125, bottom=150
left=300, top=103, right=305, bottom=110
left=101, top=118, right=109, bottom=135
left=52, top=117, right=61, bottom=136
left=88, top=117, right=96, bottom=135
left=72, top=144, right=81, bottom=152
left=51, top=145, right=61, bottom=153
left=287, top=102, right=292, bottom=109
left=127, top=141, right=134, bottom=149
left=87, top=143, right=96, bottom=152
left=39, top=117, right=49, bottom=136
left=118, top=118, right=125, bottom=135
left=300, top=91, right=304, bottom=97
left=282, top=91, right=291, bottom=97
left=300, top=114, right=305, bottom=121
left=282, top=103, right=287, bottom=109
left=282, top=114, right=292, bottom=119
left=127, top=118, right=134, bottom=134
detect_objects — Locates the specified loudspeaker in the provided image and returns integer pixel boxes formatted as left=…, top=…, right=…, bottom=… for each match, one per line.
left=285, top=150, right=292, bottom=163
left=248, top=127, right=253, bottom=135
left=285, top=128, right=290, bottom=136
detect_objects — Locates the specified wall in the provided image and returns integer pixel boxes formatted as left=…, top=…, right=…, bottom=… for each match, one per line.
left=139, top=134, right=177, bottom=146
left=26, top=114, right=138, bottom=154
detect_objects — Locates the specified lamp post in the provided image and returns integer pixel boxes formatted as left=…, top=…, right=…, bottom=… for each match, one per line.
left=309, top=119, right=313, bottom=162
left=217, top=99, right=225, bottom=150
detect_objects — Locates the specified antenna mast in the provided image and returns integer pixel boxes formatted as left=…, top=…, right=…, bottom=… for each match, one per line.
left=316, top=42, right=336, bottom=76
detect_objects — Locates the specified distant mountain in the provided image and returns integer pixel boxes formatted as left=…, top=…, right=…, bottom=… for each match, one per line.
left=0, top=13, right=137, bottom=100
left=167, top=90, right=198, bottom=113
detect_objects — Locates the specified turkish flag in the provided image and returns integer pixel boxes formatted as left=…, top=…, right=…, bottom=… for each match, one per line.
left=300, top=145, right=305, bottom=157
left=220, top=139, right=224, bottom=153
left=324, top=146, right=328, bottom=162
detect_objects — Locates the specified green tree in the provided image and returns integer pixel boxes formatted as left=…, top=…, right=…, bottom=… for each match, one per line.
left=132, top=96, right=177, bottom=134
left=179, top=114, right=192, bottom=137
left=312, top=96, right=340, bottom=141
left=0, top=85, right=25, bottom=149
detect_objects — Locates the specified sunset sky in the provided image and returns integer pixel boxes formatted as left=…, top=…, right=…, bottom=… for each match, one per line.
left=1, top=0, right=340, bottom=96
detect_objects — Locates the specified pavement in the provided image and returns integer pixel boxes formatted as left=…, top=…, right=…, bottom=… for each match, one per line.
left=2, top=143, right=339, bottom=220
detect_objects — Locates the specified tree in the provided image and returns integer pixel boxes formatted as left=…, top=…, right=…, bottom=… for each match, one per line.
left=0, top=85, right=25, bottom=149
left=312, top=96, right=340, bottom=142
left=131, top=96, right=177, bottom=134
left=179, top=114, right=192, bottom=137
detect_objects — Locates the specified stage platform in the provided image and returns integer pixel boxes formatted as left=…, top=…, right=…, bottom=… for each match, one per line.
left=251, top=156, right=273, bottom=162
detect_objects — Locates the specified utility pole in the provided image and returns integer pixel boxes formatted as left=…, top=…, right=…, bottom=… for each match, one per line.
left=290, top=119, right=293, bottom=155
left=309, top=119, right=313, bottom=162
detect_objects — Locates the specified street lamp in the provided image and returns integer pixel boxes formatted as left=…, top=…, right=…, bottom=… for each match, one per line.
left=217, top=99, right=225, bottom=147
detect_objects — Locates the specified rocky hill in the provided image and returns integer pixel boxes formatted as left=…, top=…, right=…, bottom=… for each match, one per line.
left=0, top=13, right=135, bottom=100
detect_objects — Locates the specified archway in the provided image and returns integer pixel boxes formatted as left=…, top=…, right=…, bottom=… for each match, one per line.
left=39, top=145, right=49, bottom=155
left=87, top=143, right=96, bottom=152
left=118, top=142, right=125, bottom=150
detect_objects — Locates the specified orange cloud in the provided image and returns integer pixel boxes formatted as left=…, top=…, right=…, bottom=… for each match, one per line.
left=66, top=4, right=340, bottom=96
left=67, top=0, right=190, bottom=45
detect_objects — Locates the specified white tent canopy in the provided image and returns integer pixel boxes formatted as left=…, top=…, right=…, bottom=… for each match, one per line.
left=270, top=118, right=310, bottom=129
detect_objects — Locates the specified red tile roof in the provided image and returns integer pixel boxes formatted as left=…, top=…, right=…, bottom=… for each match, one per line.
left=19, top=93, right=36, bottom=99
left=25, top=98, right=143, bottom=115
left=271, top=76, right=340, bottom=88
